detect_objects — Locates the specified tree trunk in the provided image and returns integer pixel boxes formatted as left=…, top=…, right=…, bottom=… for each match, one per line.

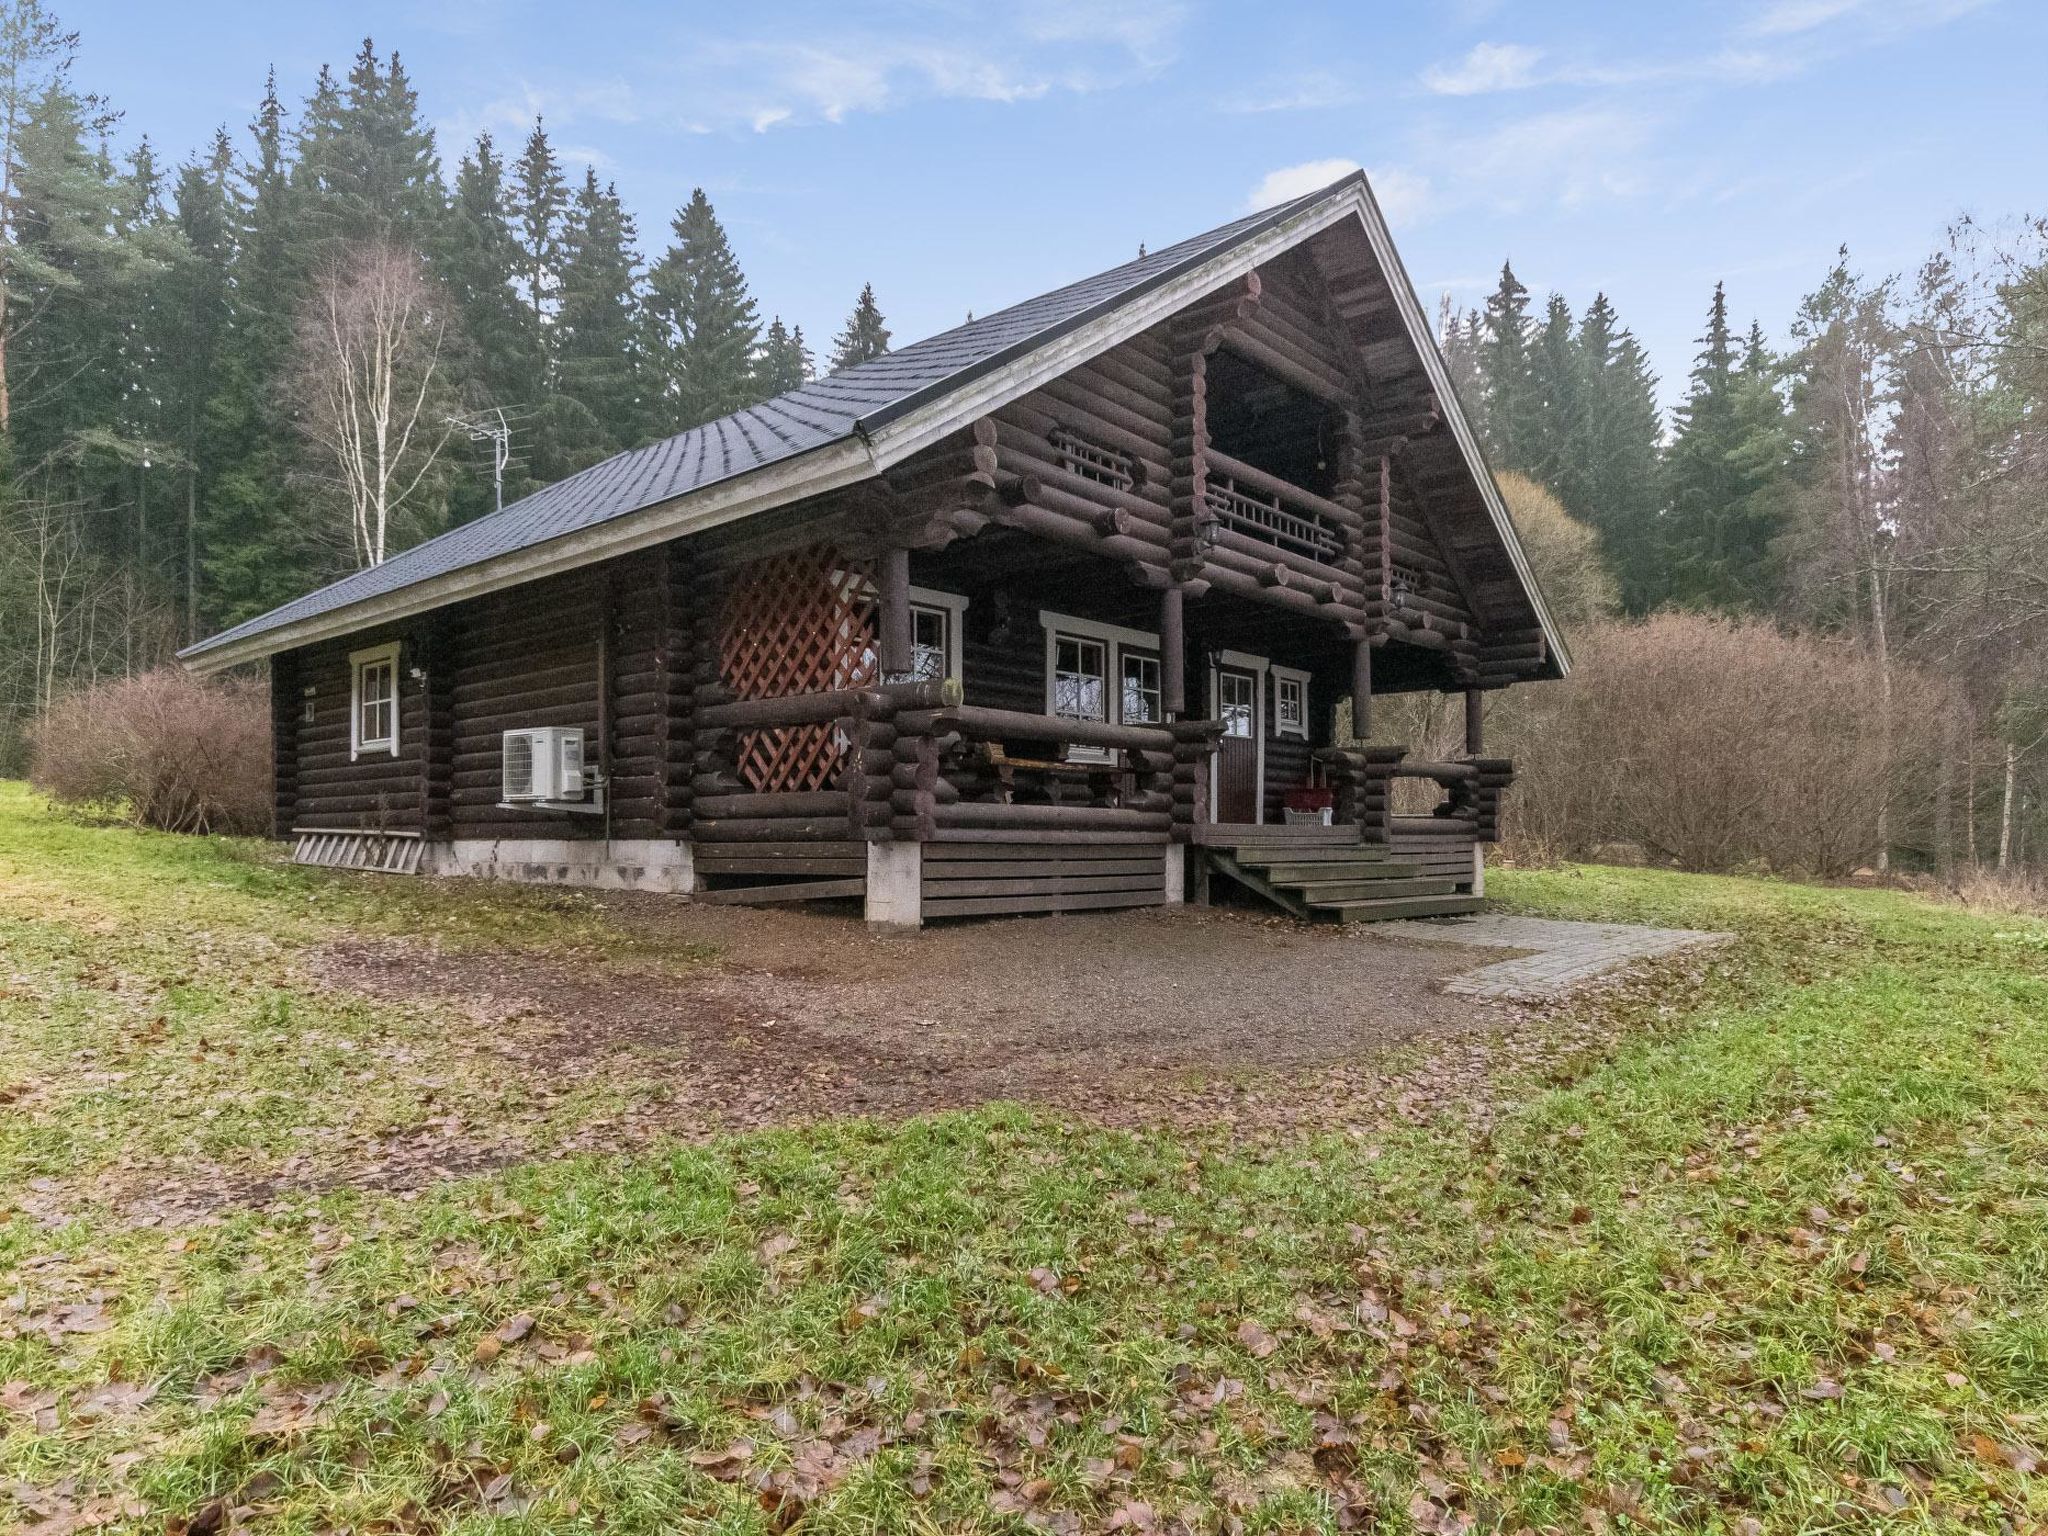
left=1999, top=740, right=2017, bottom=871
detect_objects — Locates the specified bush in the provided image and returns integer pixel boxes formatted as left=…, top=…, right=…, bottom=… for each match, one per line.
left=29, top=668, right=271, bottom=835
left=1491, top=613, right=1957, bottom=877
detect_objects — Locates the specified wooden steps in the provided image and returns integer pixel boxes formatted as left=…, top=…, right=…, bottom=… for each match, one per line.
left=1204, top=825, right=1480, bottom=924
left=1323, top=894, right=1482, bottom=922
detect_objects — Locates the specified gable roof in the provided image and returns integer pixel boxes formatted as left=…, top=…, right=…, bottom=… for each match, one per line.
left=182, top=172, right=1566, bottom=676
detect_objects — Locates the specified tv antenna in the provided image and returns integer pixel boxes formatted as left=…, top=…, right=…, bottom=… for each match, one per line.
left=447, top=407, right=513, bottom=512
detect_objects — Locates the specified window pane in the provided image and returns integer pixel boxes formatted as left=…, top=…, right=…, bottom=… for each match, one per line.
left=1053, top=636, right=1106, bottom=721
left=1278, top=678, right=1303, bottom=730
left=1219, top=672, right=1254, bottom=738
left=359, top=659, right=396, bottom=748
left=910, top=606, right=948, bottom=681
left=1121, top=653, right=1160, bottom=724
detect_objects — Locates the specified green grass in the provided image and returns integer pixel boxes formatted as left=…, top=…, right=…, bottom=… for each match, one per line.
left=2, top=782, right=2045, bottom=1533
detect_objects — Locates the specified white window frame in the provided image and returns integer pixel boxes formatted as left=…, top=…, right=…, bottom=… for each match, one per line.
left=1271, top=664, right=1311, bottom=742
left=1209, top=649, right=1269, bottom=824
left=349, top=641, right=401, bottom=761
left=1040, top=609, right=1161, bottom=764
left=906, top=584, right=968, bottom=684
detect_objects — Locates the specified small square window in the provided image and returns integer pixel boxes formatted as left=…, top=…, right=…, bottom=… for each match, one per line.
left=350, top=643, right=400, bottom=759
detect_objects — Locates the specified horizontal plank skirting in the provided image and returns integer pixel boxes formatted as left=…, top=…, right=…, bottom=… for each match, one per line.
left=922, top=886, right=1168, bottom=919
left=922, top=858, right=1165, bottom=880
left=924, top=839, right=1171, bottom=860
left=924, top=872, right=1165, bottom=899
left=696, top=877, right=868, bottom=906
left=696, top=856, right=868, bottom=878
left=922, top=836, right=1170, bottom=919
left=927, top=829, right=1171, bottom=846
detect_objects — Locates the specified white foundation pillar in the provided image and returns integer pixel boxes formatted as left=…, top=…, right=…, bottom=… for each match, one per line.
left=1472, top=844, right=1486, bottom=898
left=1163, top=843, right=1187, bottom=905
left=865, top=841, right=923, bottom=929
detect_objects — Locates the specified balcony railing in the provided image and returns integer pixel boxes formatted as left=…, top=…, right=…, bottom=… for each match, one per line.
left=1200, top=448, right=1345, bottom=563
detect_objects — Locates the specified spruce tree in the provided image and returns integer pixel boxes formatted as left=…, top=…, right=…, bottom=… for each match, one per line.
left=1477, top=262, right=1535, bottom=469
left=291, top=45, right=443, bottom=253
left=440, top=133, right=541, bottom=519
left=510, top=118, right=566, bottom=333
left=556, top=169, right=653, bottom=462
left=1660, top=284, right=1790, bottom=612
left=1575, top=293, right=1665, bottom=612
left=162, top=131, right=236, bottom=636
left=205, top=69, right=314, bottom=622
left=757, top=315, right=812, bottom=394
left=828, top=282, right=890, bottom=372
left=647, top=187, right=760, bottom=429
left=1524, top=292, right=1586, bottom=504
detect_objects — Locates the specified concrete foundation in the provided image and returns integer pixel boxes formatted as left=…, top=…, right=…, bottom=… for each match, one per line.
left=1163, top=842, right=1187, bottom=905
left=864, top=841, right=923, bottom=928
left=422, top=838, right=694, bottom=893
left=1471, top=844, right=1486, bottom=898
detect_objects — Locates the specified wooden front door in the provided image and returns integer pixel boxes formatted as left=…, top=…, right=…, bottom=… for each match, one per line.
left=1213, top=664, right=1260, bottom=823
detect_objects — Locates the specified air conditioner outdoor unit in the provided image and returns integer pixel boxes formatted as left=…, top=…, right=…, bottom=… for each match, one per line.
left=501, top=726, right=587, bottom=805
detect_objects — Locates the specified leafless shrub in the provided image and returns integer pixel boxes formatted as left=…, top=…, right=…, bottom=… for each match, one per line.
left=1942, top=867, right=2048, bottom=919
left=29, top=668, right=270, bottom=835
left=1491, top=613, right=1959, bottom=877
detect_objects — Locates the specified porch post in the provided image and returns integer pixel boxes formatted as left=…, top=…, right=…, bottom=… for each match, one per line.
left=879, top=545, right=913, bottom=680
left=1160, top=586, right=1186, bottom=717
left=1464, top=686, right=1484, bottom=756
left=1351, top=637, right=1373, bottom=741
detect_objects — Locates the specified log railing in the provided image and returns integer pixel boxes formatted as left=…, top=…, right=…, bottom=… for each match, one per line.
left=889, top=704, right=1221, bottom=842
left=692, top=678, right=959, bottom=843
left=1316, top=748, right=1514, bottom=845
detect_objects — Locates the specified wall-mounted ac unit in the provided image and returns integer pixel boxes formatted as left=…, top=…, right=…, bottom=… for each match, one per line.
left=501, top=726, right=586, bottom=804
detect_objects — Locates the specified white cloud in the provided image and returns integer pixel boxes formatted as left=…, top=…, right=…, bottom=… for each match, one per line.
left=1426, top=105, right=1662, bottom=214
left=1247, top=157, right=1361, bottom=210
left=1245, top=160, right=1431, bottom=226
left=1224, top=70, right=1360, bottom=114
left=1421, top=41, right=1543, bottom=96
left=1746, top=0, right=1868, bottom=36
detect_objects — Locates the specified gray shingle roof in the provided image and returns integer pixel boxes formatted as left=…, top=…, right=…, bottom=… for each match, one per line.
left=182, top=175, right=1363, bottom=663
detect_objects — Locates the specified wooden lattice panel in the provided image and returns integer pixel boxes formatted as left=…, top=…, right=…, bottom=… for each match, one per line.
left=718, top=546, right=878, bottom=792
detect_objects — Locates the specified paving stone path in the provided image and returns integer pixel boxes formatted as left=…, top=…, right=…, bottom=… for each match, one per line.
left=1375, top=913, right=1735, bottom=1001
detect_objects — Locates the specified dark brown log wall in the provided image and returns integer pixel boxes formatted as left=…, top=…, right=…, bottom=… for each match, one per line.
left=285, top=627, right=425, bottom=831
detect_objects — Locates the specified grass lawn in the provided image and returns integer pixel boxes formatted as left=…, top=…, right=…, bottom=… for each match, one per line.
left=2, top=781, right=2045, bottom=1534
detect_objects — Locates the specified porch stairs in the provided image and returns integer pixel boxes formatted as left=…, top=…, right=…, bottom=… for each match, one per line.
left=1200, top=824, right=1481, bottom=923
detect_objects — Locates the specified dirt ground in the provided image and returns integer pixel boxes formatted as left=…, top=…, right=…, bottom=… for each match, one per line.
left=313, top=898, right=1557, bottom=1148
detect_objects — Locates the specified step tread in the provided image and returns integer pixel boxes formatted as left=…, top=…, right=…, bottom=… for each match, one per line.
left=1316, top=894, right=1485, bottom=922
left=1284, top=876, right=1459, bottom=900
left=1261, top=860, right=1425, bottom=884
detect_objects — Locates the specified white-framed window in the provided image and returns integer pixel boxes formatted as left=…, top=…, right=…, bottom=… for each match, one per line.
left=1121, top=651, right=1162, bottom=725
left=1272, top=665, right=1310, bottom=741
left=907, top=585, right=968, bottom=683
left=349, top=642, right=400, bottom=760
left=1042, top=610, right=1162, bottom=762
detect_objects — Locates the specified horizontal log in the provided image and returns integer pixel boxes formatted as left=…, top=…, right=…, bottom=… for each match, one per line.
left=900, top=704, right=1175, bottom=753
left=692, top=791, right=849, bottom=819
left=937, top=803, right=1173, bottom=832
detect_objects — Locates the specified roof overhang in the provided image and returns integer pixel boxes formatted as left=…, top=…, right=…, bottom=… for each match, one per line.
left=183, top=175, right=1566, bottom=679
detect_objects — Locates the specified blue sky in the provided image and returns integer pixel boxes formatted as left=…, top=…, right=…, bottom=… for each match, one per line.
left=66, top=0, right=2043, bottom=412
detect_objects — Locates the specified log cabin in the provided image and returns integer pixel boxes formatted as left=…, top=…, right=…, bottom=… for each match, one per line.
left=180, top=171, right=1567, bottom=928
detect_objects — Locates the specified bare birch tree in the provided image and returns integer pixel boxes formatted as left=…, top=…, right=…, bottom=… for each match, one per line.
left=290, top=239, right=453, bottom=568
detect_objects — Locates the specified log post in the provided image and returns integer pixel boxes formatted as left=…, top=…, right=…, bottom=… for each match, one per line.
left=1352, top=638, right=1373, bottom=742
left=880, top=545, right=913, bottom=681
left=1464, top=686, right=1484, bottom=757
left=1160, top=586, right=1185, bottom=718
